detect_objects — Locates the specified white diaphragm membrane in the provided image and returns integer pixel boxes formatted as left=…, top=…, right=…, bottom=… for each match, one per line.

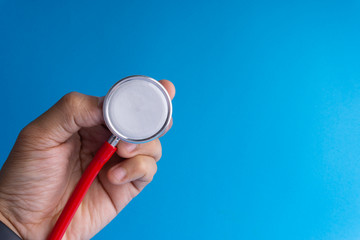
left=103, top=76, right=172, bottom=143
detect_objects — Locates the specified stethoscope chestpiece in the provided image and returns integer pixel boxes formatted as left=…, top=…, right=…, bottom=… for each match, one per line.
left=103, top=75, right=172, bottom=144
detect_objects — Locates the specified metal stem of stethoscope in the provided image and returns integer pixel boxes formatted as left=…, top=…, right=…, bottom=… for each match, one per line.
left=108, top=135, right=121, bottom=146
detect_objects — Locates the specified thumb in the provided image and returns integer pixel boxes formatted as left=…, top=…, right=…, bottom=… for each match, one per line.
left=21, top=92, right=104, bottom=147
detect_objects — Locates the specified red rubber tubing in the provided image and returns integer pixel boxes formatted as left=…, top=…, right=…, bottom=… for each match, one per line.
left=47, top=141, right=117, bottom=240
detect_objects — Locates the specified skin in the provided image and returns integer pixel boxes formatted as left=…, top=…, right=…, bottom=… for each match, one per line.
left=0, top=80, right=175, bottom=240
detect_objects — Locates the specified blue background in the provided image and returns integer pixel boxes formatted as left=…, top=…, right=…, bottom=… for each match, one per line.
left=1, top=0, right=360, bottom=239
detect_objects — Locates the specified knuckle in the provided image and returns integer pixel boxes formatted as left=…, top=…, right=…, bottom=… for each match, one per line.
left=147, top=163, right=158, bottom=182
left=61, top=92, right=84, bottom=110
left=153, top=162, right=158, bottom=174
left=18, top=125, right=32, bottom=139
left=147, top=174, right=154, bottom=182
left=155, top=140, right=162, bottom=161
left=136, top=157, right=150, bottom=173
left=135, top=156, right=157, bottom=175
left=156, top=152, right=162, bottom=162
left=17, top=124, right=48, bottom=149
left=18, top=122, right=42, bottom=138
left=146, top=139, right=162, bottom=161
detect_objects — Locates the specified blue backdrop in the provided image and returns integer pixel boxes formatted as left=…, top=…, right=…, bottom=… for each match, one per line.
left=1, top=0, right=360, bottom=239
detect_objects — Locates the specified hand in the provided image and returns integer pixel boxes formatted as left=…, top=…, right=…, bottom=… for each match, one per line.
left=0, top=80, right=175, bottom=240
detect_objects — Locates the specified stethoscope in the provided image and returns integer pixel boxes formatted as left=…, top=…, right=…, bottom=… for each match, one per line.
left=48, top=75, right=172, bottom=240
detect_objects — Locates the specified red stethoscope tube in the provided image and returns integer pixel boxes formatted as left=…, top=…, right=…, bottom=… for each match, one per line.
left=47, top=141, right=117, bottom=240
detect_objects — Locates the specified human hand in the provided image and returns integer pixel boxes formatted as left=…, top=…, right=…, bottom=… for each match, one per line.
left=0, top=80, right=175, bottom=240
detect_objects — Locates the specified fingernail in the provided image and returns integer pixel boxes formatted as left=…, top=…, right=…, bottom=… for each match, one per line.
left=113, top=167, right=127, bottom=183
left=124, top=142, right=137, bottom=152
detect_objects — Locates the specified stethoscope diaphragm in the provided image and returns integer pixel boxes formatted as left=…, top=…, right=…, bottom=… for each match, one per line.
left=103, top=75, right=172, bottom=143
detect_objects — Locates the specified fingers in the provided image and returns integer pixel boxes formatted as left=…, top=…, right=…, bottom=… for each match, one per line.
left=21, top=79, right=175, bottom=148
left=99, top=155, right=157, bottom=212
left=107, top=155, right=157, bottom=189
left=159, top=79, right=175, bottom=100
left=99, top=79, right=173, bottom=212
left=109, top=138, right=162, bottom=191
left=22, top=92, right=103, bottom=146
left=116, top=139, right=162, bottom=162
left=158, top=79, right=175, bottom=136
left=160, top=118, right=173, bottom=137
